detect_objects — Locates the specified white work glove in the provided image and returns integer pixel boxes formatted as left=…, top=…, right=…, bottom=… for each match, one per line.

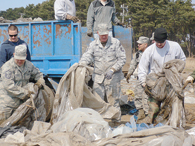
left=183, top=76, right=194, bottom=90
left=186, top=76, right=194, bottom=82
left=105, top=69, right=114, bottom=80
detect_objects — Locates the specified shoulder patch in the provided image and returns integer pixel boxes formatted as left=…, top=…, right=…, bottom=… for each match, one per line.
left=5, top=70, right=12, bottom=79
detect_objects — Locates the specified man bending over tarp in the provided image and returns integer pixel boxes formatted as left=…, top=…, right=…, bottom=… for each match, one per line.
left=0, top=45, right=45, bottom=124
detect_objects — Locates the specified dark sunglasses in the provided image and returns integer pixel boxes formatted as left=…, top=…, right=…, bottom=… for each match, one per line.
left=9, top=34, right=18, bottom=37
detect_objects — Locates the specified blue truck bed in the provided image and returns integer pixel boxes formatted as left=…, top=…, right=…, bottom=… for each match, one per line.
left=0, top=20, right=132, bottom=78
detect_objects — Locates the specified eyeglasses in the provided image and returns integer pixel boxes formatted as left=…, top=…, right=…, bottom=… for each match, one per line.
left=9, top=34, right=18, bottom=37
left=138, top=44, right=143, bottom=46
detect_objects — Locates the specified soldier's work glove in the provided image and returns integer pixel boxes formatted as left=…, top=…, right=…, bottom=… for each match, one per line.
left=105, top=69, right=114, bottom=80
left=183, top=76, right=194, bottom=89
left=35, top=78, right=45, bottom=89
left=66, top=14, right=80, bottom=23
left=118, top=22, right=125, bottom=27
left=87, top=32, right=93, bottom=37
left=126, top=73, right=131, bottom=83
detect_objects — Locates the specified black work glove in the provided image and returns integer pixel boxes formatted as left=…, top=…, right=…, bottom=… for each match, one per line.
left=118, top=22, right=125, bottom=27
left=87, top=32, right=93, bottom=37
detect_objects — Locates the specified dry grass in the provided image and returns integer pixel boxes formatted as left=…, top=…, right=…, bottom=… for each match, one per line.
left=183, top=58, right=195, bottom=74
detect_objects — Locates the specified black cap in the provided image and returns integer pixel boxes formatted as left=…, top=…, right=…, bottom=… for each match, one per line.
left=154, top=28, right=167, bottom=42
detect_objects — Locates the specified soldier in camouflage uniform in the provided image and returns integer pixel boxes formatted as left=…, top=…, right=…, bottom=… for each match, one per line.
left=80, top=23, right=126, bottom=120
left=0, top=45, right=45, bottom=124
left=126, top=36, right=150, bottom=121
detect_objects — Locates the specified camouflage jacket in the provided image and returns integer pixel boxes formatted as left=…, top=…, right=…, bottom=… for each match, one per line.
left=80, top=36, right=126, bottom=83
left=128, top=51, right=143, bottom=76
left=0, top=58, right=43, bottom=100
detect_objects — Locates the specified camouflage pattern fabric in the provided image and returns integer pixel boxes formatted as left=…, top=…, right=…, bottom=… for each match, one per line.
left=79, top=36, right=126, bottom=84
left=0, top=58, right=43, bottom=123
left=147, top=96, right=161, bottom=121
left=80, top=36, right=126, bottom=120
left=127, top=51, right=142, bottom=77
left=93, top=74, right=122, bottom=119
left=134, top=81, right=149, bottom=114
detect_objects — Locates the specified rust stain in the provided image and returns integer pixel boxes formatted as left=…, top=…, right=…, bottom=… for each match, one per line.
left=43, top=25, right=51, bottom=35
left=75, top=27, right=78, bottom=33
left=34, top=40, right=41, bottom=47
left=65, top=24, right=71, bottom=36
left=45, top=37, right=51, bottom=45
left=55, top=24, right=62, bottom=38
left=32, top=25, right=42, bottom=47
left=56, top=24, right=72, bottom=38
left=1, top=30, right=7, bottom=42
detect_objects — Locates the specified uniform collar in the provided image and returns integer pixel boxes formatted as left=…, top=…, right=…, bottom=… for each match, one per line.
left=96, top=36, right=112, bottom=49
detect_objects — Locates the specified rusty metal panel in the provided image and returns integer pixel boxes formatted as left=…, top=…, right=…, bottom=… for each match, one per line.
left=0, top=20, right=82, bottom=77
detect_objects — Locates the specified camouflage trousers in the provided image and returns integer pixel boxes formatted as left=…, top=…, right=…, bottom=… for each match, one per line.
left=134, top=81, right=149, bottom=114
left=147, top=96, right=161, bottom=121
left=93, top=77, right=121, bottom=118
left=0, top=94, right=22, bottom=125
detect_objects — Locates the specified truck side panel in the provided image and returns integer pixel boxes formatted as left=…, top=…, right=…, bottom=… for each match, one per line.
left=0, top=20, right=81, bottom=77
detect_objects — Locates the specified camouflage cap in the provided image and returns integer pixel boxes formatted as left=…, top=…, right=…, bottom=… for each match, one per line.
left=14, top=45, right=27, bottom=60
left=97, top=23, right=109, bottom=35
left=137, top=36, right=150, bottom=44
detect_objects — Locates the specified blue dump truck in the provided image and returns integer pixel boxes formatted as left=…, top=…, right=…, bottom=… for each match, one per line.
left=0, top=20, right=133, bottom=79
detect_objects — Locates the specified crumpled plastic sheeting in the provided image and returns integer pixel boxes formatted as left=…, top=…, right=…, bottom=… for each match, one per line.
left=94, top=125, right=191, bottom=146
left=145, top=59, right=186, bottom=128
left=0, top=83, right=55, bottom=129
left=51, top=108, right=112, bottom=141
left=50, top=63, right=121, bottom=124
left=0, top=123, right=26, bottom=139
left=1, top=114, right=194, bottom=146
left=0, top=121, right=92, bottom=146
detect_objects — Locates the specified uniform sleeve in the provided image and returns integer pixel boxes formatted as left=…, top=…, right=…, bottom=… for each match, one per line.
left=79, top=44, right=94, bottom=65
left=128, top=53, right=139, bottom=75
left=87, top=3, right=94, bottom=33
left=1, top=67, right=28, bottom=100
left=54, top=0, right=67, bottom=20
left=111, top=4, right=120, bottom=24
left=111, top=41, right=126, bottom=71
left=0, top=45, right=7, bottom=68
left=30, top=65, right=44, bottom=82
left=138, top=49, right=150, bottom=85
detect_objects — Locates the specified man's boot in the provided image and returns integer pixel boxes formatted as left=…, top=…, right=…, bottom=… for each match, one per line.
left=137, top=109, right=145, bottom=121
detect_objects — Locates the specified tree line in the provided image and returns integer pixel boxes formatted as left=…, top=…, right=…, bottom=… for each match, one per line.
left=0, top=0, right=195, bottom=57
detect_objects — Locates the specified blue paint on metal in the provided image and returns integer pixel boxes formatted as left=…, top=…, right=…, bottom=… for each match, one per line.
left=0, top=20, right=81, bottom=78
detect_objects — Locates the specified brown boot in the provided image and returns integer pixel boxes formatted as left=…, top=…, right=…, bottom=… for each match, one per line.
left=137, top=109, right=145, bottom=121
left=137, top=116, right=152, bottom=124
